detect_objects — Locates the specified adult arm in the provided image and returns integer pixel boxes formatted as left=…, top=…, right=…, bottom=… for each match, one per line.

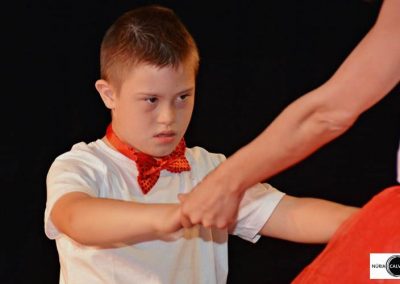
left=180, top=0, right=400, bottom=228
left=51, top=192, right=181, bottom=246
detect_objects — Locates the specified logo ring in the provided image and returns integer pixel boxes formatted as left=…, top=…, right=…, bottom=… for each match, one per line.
left=386, top=255, right=400, bottom=277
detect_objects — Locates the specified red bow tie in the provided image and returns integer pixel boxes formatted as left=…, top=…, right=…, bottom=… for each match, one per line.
left=106, top=124, right=191, bottom=194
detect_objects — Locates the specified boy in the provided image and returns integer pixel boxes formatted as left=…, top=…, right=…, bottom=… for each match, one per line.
left=44, top=5, right=358, bottom=284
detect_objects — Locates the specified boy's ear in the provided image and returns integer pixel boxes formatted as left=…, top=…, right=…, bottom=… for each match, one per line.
left=95, top=79, right=116, bottom=110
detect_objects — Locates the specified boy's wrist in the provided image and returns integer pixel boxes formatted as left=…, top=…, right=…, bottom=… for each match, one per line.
left=154, top=204, right=181, bottom=235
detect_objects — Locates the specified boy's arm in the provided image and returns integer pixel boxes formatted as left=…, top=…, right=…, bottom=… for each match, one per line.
left=51, top=192, right=182, bottom=246
left=259, top=195, right=359, bottom=243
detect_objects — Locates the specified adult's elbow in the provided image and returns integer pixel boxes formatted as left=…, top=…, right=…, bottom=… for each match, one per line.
left=313, top=109, right=359, bottom=138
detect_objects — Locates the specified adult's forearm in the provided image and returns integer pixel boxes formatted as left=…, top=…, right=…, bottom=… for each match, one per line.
left=213, top=0, right=400, bottom=195
left=223, top=87, right=356, bottom=195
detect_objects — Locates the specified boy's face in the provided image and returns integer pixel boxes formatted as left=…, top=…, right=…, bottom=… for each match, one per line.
left=99, top=62, right=195, bottom=157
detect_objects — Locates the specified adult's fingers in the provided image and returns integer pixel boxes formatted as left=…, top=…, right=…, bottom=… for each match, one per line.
left=177, top=193, right=187, bottom=203
left=180, top=213, right=194, bottom=228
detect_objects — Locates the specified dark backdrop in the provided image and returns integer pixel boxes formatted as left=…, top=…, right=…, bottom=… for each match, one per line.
left=3, top=0, right=399, bottom=283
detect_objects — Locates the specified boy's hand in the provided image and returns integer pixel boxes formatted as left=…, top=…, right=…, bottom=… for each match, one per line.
left=178, top=175, right=243, bottom=229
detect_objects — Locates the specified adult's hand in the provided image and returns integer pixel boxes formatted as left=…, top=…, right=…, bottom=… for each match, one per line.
left=179, top=166, right=244, bottom=229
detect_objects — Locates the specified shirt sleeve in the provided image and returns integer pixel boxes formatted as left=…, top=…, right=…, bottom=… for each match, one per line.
left=231, top=183, right=285, bottom=243
left=44, top=151, right=102, bottom=240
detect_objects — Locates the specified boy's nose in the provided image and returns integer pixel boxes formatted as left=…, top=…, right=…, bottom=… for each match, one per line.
left=158, top=105, right=175, bottom=125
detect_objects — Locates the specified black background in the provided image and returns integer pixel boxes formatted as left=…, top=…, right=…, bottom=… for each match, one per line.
left=2, top=0, right=399, bottom=283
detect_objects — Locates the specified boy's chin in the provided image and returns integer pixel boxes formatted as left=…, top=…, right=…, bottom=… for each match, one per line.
left=147, top=146, right=176, bottom=158
left=142, top=138, right=183, bottom=157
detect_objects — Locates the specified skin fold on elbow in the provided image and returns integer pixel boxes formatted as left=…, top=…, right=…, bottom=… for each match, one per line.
left=310, top=108, right=359, bottom=140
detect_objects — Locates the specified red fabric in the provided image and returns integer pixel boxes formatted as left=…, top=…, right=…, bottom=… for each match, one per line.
left=106, top=124, right=191, bottom=194
left=292, top=185, right=400, bottom=284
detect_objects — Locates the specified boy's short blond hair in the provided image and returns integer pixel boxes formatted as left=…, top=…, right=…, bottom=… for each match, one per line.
left=99, top=5, right=199, bottom=89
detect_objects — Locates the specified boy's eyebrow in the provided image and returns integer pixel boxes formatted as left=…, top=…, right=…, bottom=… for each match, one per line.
left=136, top=87, right=195, bottom=97
left=176, top=87, right=195, bottom=95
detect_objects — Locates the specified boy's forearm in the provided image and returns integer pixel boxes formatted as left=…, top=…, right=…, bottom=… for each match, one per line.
left=287, top=198, right=359, bottom=243
left=261, top=195, right=359, bottom=243
left=51, top=192, right=181, bottom=246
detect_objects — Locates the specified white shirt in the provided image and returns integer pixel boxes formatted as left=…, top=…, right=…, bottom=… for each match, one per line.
left=44, top=140, right=285, bottom=284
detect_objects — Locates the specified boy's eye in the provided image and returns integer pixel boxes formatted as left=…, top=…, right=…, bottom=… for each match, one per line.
left=145, top=97, right=158, bottom=104
left=178, top=94, right=189, bottom=101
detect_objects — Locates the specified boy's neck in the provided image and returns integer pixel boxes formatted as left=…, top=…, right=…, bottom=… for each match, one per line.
left=102, top=136, right=162, bottom=160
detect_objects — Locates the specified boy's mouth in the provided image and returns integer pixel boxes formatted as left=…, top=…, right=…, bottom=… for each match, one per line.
left=154, top=131, right=176, bottom=143
left=154, top=131, right=176, bottom=137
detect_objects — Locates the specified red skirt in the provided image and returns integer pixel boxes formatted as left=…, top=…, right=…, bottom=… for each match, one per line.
left=292, top=185, right=400, bottom=284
